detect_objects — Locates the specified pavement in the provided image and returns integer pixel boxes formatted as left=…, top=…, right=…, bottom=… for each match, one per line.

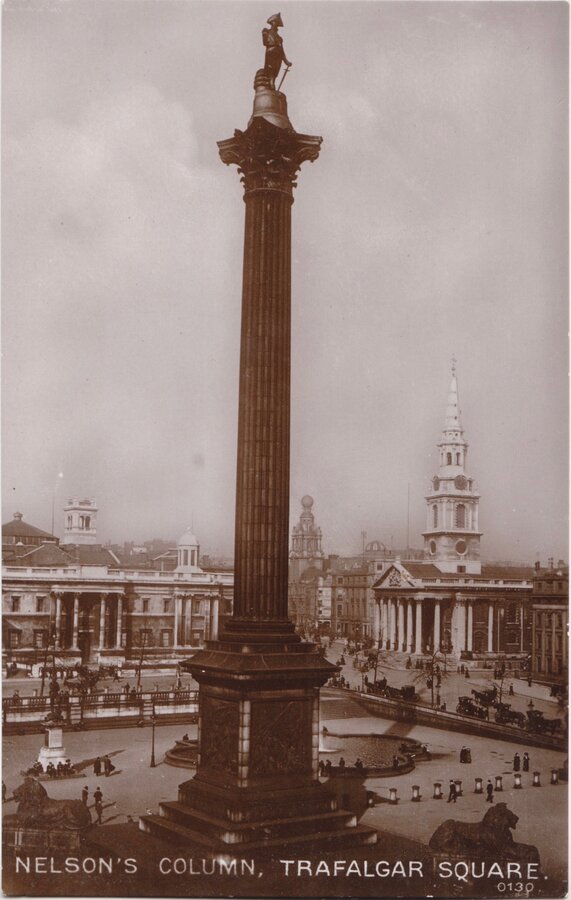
left=2, top=647, right=567, bottom=884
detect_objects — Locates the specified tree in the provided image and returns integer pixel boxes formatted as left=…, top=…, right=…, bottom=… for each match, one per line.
left=412, top=650, right=451, bottom=708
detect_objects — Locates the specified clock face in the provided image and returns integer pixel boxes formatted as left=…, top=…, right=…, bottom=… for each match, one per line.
left=454, top=475, right=468, bottom=490
left=456, top=539, right=467, bottom=555
left=433, top=477, right=440, bottom=491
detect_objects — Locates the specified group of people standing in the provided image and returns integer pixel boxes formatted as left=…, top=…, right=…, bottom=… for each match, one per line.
left=93, top=755, right=116, bottom=777
left=81, top=784, right=104, bottom=823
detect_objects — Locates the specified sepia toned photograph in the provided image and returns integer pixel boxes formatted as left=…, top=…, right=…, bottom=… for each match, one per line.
left=1, top=1, right=568, bottom=897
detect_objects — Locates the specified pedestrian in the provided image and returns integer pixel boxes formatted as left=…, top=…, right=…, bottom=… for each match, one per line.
left=355, top=757, right=364, bottom=770
left=523, top=752, right=530, bottom=772
left=2, top=781, right=6, bottom=802
left=509, top=683, right=515, bottom=696
left=447, top=780, right=457, bottom=803
left=324, top=759, right=332, bottom=775
left=486, top=779, right=494, bottom=803
left=93, top=757, right=102, bottom=777
left=103, top=755, right=115, bottom=777
left=318, top=760, right=325, bottom=777
left=513, top=752, right=521, bottom=772
left=81, top=785, right=89, bottom=806
left=338, top=756, right=346, bottom=770
left=93, top=787, right=103, bottom=824
left=392, top=755, right=399, bottom=771
left=460, top=746, right=466, bottom=763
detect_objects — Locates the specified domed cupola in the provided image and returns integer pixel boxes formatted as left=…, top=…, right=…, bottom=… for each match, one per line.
left=176, top=526, right=200, bottom=572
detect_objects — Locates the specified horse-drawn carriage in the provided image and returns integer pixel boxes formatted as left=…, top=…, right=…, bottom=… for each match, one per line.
left=471, top=686, right=498, bottom=706
left=526, top=709, right=562, bottom=735
left=457, top=696, right=487, bottom=719
left=494, top=703, right=525, bottom=727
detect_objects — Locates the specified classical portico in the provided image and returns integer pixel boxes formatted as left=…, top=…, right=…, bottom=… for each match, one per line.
left=373, top=562, right=533, bottom=660
left=50, top=588, right=126, bottom=662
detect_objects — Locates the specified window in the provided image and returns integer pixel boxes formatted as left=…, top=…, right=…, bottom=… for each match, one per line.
left=139, top=628, right=152, bottom=646
left=85, top=516, right=91, bottom=529
left=432, top=505, right=438, bottom=528
left=9, top=630, right=21, bottom=648
left=33, top=630, right=47, bottom=649
left=161, top=630, right=171, bottom=648
left=456, top=453, right=461, bottom=465
left=455, top=504, right=466, bottom=528
left=182, top=549, right=189, bottom=566
left=446, top=452, right=452, bottom=465
left=36, top=597, right=45, bottom=613
left=67, top=515, right=72, bottom=528
left=163, top=599, right=172, bottom=614
left=191, top=549, right=197, bottom=566
left=457, top=565, right=466, bottom=574
left=142, top=598, right=149, bottom=613
left=12, top=597, right=20, bottom=613
left=193, top=599, right=202, bottom=615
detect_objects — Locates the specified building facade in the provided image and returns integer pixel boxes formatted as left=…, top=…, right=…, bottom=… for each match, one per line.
left=2, top=514, right=233, bottom=667
left=373, top=368, right=535, bottom=661
left=531, top=559, right=568, bottom=678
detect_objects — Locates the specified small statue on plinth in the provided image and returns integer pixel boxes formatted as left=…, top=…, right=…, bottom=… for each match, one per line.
left=256, top=13, right=292, bottom=91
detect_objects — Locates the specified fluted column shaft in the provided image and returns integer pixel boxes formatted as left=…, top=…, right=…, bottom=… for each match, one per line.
left=233, top=186, right=292, bottom=621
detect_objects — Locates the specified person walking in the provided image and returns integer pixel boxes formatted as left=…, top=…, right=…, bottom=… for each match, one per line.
left=93, top=757, right=102, bottom=777
left=523, top=752, right=530, bottom=772
left=2, top=781, right=7, bottom=803
left=513, top=752, right=521, bottom=772
left=93, top=787, right=103, bottom=825
left=447, top=780, right=457, bottom=803
left=486, top=779, right=494, bottom=803
left=81, top=785, right=89, bottom=806
left=103, top=755, right=115, bottom=777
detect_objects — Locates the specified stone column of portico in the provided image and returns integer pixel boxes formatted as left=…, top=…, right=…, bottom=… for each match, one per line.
left=54, top=592, right=62, bottom=650
left=457, top=601, right=467, bottom=653
left=467, top=602, right=473, bottom=652
left=406, top=600, right=413, bottom=653
left=381, top=600, right=388, bottom=649
left=115, top=595, right=123, bottom=649
left=373, top=600, right=380, bottom=643
left=389, top=600, right=396, bottom=650
left=397, top=600, right=405, bottom=652
left=98, top=594, right=107, bottom=650
left=433, top=601, right=441, bottom=653
left=488, top=604, right=494, bottom=652
left=72, top=593, right=80, bottom=650
left=415, top=599, right=422, bottom=654
left=173, top=594, right=180, bottom=648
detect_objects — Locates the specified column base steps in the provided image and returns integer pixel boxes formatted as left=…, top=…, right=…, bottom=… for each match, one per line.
left=139, top=808, right=378, bottom=856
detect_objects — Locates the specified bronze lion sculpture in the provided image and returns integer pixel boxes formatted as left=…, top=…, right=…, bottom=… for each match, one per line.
left=429, top=803, right=539, bottom=864
left=12, top=777, right=92, bottom=830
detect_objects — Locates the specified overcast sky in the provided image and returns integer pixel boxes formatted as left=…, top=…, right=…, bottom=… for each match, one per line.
left=2, top=1, right=568, bottom=563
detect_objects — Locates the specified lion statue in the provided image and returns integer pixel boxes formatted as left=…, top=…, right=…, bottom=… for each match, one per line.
left=11, top=777, right=91, bottom=830
left=429, top=803, right=539, bottom=864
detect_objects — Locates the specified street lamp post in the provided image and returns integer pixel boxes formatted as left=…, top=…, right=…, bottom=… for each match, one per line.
left=150, top=712, right=157, bottom=768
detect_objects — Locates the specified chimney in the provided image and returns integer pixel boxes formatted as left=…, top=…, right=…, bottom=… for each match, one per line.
left=534, top=560, right=541, bottom=571
left=548, top=557, right=554, bottom=570
left=557, top=559, right=565, bottom=568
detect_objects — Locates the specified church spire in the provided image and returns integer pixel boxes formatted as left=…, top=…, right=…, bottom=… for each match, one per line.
left=444, top=357, right=463, bottom=433
left=422, top=364, right=482, bottom=575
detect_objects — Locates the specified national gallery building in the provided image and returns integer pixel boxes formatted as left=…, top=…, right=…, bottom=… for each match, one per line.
left=2, top=501, right=233, bottom=667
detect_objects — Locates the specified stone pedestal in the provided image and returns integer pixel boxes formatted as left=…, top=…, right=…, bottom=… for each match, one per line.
left=38, top=726, right=67, bottom=771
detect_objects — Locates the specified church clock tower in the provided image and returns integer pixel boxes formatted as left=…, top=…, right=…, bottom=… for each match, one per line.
left=422, top=362, right=482, bottom=574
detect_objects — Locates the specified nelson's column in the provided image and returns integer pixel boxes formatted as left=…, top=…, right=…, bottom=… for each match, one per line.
left=140, top=15, right=377, bottom=854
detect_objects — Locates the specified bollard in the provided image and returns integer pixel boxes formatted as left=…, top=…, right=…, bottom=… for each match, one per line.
left=514, top=772, right=522, bottom=789
left=411, top=784, right=421, bottom=802
left=389, top=787, right=398, bottom=805
left=532, top=771, right=541, bottom=787
left=551, top=769, right=559, bottom=785
left=474, top=777, right=483, bottom=793
left=433, top=782, right=443, bottom=799
left=494, top=775, right=503, bottom=792
left=454, top=779, right=463, bottom=797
